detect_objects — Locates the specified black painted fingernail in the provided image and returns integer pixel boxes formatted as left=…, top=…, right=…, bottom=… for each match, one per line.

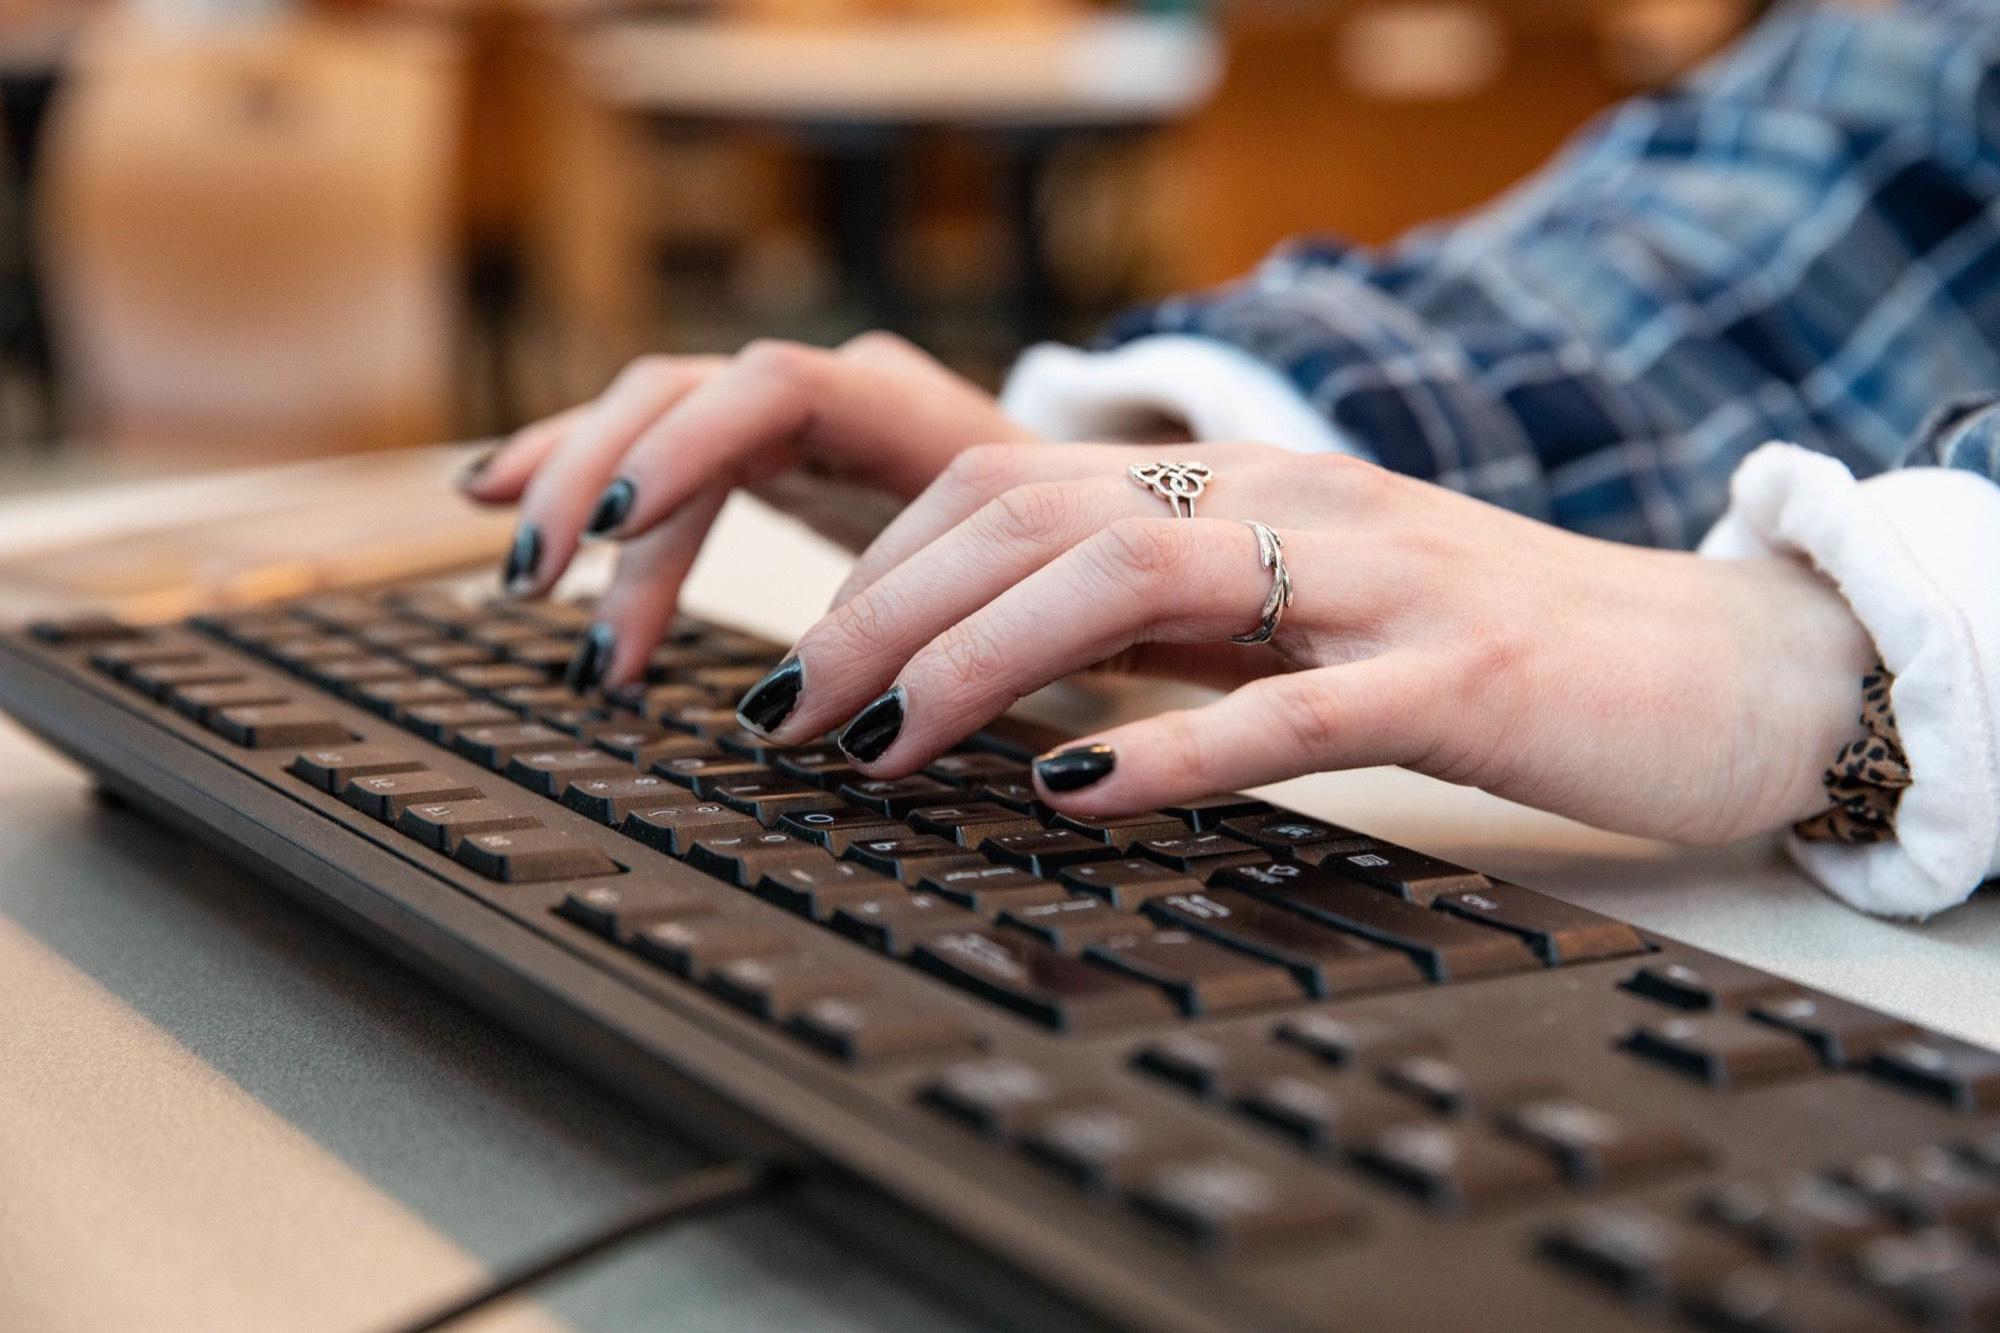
left=1034, top=743, right=1116, bottom=793
left=565, top=622, right=615, bottom=693
left=501, top=525, right=542, bottom=594
left=586, top=478, right=636, bottom=536
left=838, top=685, right=905, bottom=763
left=736, top=656, right=804, bottom=737
left=458, top=446, right=498, bottom=491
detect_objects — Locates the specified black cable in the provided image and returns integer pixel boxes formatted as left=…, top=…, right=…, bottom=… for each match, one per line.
left=389, top=1156, right=804, bottom=1333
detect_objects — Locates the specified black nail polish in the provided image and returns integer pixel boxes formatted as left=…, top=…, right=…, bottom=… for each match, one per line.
left=458, top=446, right=498, bottom=491
left=565, top=622, right=615, bottom=693
left=839, top=686, right=905, bottom=763
left=502, top=525, right=542, bottom=593
left=586, top=478, right=636, bottom=536
left=736, top=656, right=804, bottom=736
left=1035, top=744, right=1116, bottom=793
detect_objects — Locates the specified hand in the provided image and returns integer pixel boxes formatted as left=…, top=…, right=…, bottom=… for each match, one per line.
left=462, top=333, right=1039, bottom=685
left=738, top=443, right=1875, bottom=844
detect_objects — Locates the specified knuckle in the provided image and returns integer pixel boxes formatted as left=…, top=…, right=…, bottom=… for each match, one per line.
left=610, top=353, right=673, bottom=392
left=735, top=338, right=821, bottom=391
left=1299, top=451, right=1391, bottom=502
left=942, top=442, right=1028, bottom=497
left=985, top=483, right=1076, bottom=545
left=1093, top=518, right=1190, bottom=587
left=816, top=588, right=901, bottom=661
left=1264, top=678, right=1344, bottom=758
left=839, top=329, right=919, bottom=361
left=1148, top=708, right=1209, bottom=779
left=927, top=619, right=1010, bottom=694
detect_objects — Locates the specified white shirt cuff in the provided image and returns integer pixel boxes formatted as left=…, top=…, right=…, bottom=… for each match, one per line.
left=1000, top=335, right=1351, bottom=454
left=1699, top=442, right=2000, bottom=918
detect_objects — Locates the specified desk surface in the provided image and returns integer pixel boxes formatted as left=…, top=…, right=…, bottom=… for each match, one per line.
left=4, top=483, right=1997, bottom=1331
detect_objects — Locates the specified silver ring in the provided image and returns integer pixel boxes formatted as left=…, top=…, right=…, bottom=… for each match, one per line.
left=1231, top=520, right=1294, bottom=645
left=1128, top=460, right=1212, bottom=519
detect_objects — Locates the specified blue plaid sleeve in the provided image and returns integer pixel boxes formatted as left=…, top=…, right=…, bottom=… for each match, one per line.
left=1103, top=0, right=2000, bottom=548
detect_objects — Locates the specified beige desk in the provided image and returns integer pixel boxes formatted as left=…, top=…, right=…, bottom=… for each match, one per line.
left=2, top=483, right=1997, bottom=1332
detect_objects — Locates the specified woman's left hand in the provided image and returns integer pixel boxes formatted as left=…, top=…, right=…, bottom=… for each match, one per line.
left=736, top=442, right=1875, bottom=844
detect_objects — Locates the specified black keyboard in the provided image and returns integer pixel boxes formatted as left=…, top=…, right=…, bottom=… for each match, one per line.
left=5, top=585, right=1999, bottom=1333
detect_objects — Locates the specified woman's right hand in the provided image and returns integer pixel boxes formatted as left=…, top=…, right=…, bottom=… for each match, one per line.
left=461, top=332, right=1041, bottom=686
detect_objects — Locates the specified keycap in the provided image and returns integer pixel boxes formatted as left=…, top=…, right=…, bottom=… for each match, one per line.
left=838, top=775, right=960, bottom=817
left=1497, top=1097, right=1707, bottom=1186
left=1624, top=958, right=1802, bottom=1011
left=496, top=685, right=578, bottom=716
left=1156, top=794, right=1273, bottom=830
left=446, top=663, right=547, bottom=694
left=581, top=720, right=675, bottom=763
left=169, top=680, right=290, bottom=720
left=537, top=705, right=611, bottom=736
left=1143, top=889, right=1423, bottom=997
left=209, top=704, right=352, bottom=749
left=997, top=895, right=1149, bottom=952
left=923, top=752, right=1029, bottom=787
left=453, top=722, right=571, bottom=769
left=1217, top=812, right=1373, bottom=859
left=710, top=777, right=847, bottom=826
left=774, top=745, right=861, bottom=789
left=756, top=860, right=899, bottom=921
left=29, top=613, right=140, bottom=645
left=1130, top=1154, right=1361, bottom=1250
left=126, top=659, right=243, bottom=700
left=1696, top=1175, right=1903, bottom=1265
left=1057, top=859, right=1204, bottom=910
left=832, top=893, right=981, bottom=955
left=1052, top=812, right=1189, bottom=851
left=687, top=831, right=833, bottom=887
left=919, top=864, right=1070, bottom=915
left=395, top=799, right=543, bottom=852
left=1223, top=864, right=1537, bottom=982
left=1624, top=1014, right=1823, bottom=1088
left=912, top=928, right=1177, bottom=1032
left=1273, top=1012, right=1445, bottom=1066
left=1432, top=883, right=1648, bottom=964
left=1086, top=930, right=1304, bottom=1016
left=1374, top=1055, right=1556, bottom=1117
left=404, top=700, right=519, bottom=743
left=789, top=996, right=979, bottom=1065
left=1684, top=1267, right=1902, bottom=1333
left=1541, top=1205, right=1749, bottom=1305
left=263, top=634, right=366, bottom=671
left=1745, top=993, right=1920, bottom=1069
left=1319, top=844, right=1491, bottom=903
left=1130, top=1033, right=1317, bottom=1102
left=620, top=802, right=761, bottom=856
left=1020, top=1104, right=1206, bottom=1192
left=606, top=682, right=708, bottom=722
left=455, top=827, right=621, bottom=882
left=652, top=752, right=768, bottom=795
left=1352, top=1121, right=1565, bottom=1213
left=662, top=704, right=744, bottom=737
left=1134, top=832, right=1266, bottom=877
left=353, top=677, right=467, bottom=718
left=921, top=1058, right=1075, bottom=1137
left=309, top=658, right=416, bottom=697
left=974, top=781, right=1048, bottom=816
left=506, top=748, right=633, bottom=797
left=1235, top=1072, right=1421, bottom=1152
left=843, top=834, right=984, bottom=883
left=1851, top=1228, right=2000, bottom=1327
left=91, top=639, right=219, bottom=678
left=1866, top=1037, right=2000, bottom=1111
left=287, top=744, right=425, bottom=793
left=401, top=642, right=494, bottom=671
left=562, top=774, right=688, bottom=825
left=1829, top=1146, right=2000, bottom=1228
left=706, top=956, right=873, bottom=1020
left=556, top=880, right=716, bottom=940
left=910, top=802, right=1044, bottom=845
left=356, top=620, right=440, bottom=650
left=981, top=829, right=1123, bottom=877
left=627, top=918, right=792, bottom=976
left=775, top=806, right=908, bottom=855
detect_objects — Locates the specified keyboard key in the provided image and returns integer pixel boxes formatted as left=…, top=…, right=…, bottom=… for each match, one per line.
left=453, top=722, right=571, bottom=769
left=1542, top=1205, right=1747, bottom=1305
left=1235, top=1072, right=1420, bottom=1152
left=1086, top=930, right=1304, bottom=1016
left=506, top=748, right=632, bottom=797
left=401, top=642, right=495, bottom=671
left=773, top=745, right=861, bottom=789
left=921, top=1058, right=1075, bottom=1137
left=1052, top=812, right=1189, bottom=851
left=210, top=703, right=352, bottom=749
left=1224, top=865, right=1538, bottom=982
left=29, top=613, right=140, bottom=645
left=404, top=700, right=519, bottom=743
left=581, top=720, right=675, bottom=763
left=1829, top=1146, right=2000, bottom=1228
left=686, top=831, right=832, bottom=887
left=909, top=802, right=1043, bottom=845
left=789, top=996, right=980, bottom=1065
left=1685, top=1269, right=1908, bottom=1333
left=707, top=956, right=873, bottom=1020
left=536, top=705, right=611, bottom=736
left=1624, top=958, right=1802, bottom=1012
left=1134, top=832, right=1266, bottom=877
left=710, top=777, right=847, bottom=826
left=1867, top=1036, right=2000, bottom=1111
left=455, top=827, right=621, bottom=882
left=309, top=657, right=416, bottom=696
left=755, top=859, right=898, bottom=920
left=1623, top=1014, right=1821, bottom=1088
left=1156, top=795, right=1273, bottom=830
left=395, top=799, right=543, bottom=852
left=1374, top=1055, right=1556, bottom=1117
left=832, top=893, right=981, bottom=955
left=1496, top=1097, right=1707, bottom=1186
left=169, top=680, right=290, bottom=720
left=843, top=834, right=984, bottom=883
left=912, top=928, right=1176, bottom=1032
left=838, top=775, right=960, bottom=817
left=1218, top=812, right=1369, bottom=856
left=973, top=781, right=1048, bottom=817
left=923, top=752, right=1030, bottom=787
left=1431, top=883, right=1648, bottom=964
left=1130, top=1154, right=1361, bottom=1251
left=662, top=704, right=744, bottom=737
left=1273, top=1013, right=1444, bottom=1066
left=1319, top=845, right=1491, bottom=904
left=997, top=895, right=1149, bottom=952
left=628, top=917, right=792, bottom=976
left=562, top=774, right=687, bottom=824
left=495, top=684, right=579, bottom=716
left=1143, top=889, right=1423, bottom=998
left=981, top=829, right=1123, bottom=877
left=620, top=802, right=761, bottom=856
left=90, top=639, right=211, bottom=679
left=1057, top=859, right=1203, bottom=910
left=556, top=879, right=716, bottom=940
left=652, top=752, right=767, bottom=796
left=126, top=659, right=244, bottom=701
left=1696, top=1175, right=1902, bottom=1265
left=605, top=682, right=707, bottom=722
left=1020, top=1104, right=1206, bottom=1192
left=918, top=864, right=1069, bottom=915
left=354, top=677, right=467, bottom=718
left=775, top=806, right=908, bottom=855
left=287, top=744, right=425, bottom=793
left=1130, top=1033, right=1317, bottom=1102
left=1851, top=1228, right=2000, bottom=1327
left=446, top=663, right=547, bottom=695
left=1352, top=1122, right=1564, bottom=1213
left=1747, top=993, right=1921, bottom=1069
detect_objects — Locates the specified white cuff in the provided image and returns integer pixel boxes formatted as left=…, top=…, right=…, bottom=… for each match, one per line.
left=1000, top=335, right=1350, bottom=453
left=1699, top=442, right=2000, bottom=918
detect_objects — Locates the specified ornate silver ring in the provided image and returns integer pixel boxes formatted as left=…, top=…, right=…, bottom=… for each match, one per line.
left=1128, top=460, right=1212, bottom=519
left=1231, top=520, right=1294, bottom=645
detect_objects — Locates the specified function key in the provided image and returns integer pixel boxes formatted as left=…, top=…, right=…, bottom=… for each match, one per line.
left=1622, top=1014, right=1821, bottom=1088
left=291, top=593, right=394, bottom=629
left=1431, top=883, right=1647, bottom=965
left=1746, top=993, right=1920, bottom=1068
left=1144, top=889, right=1422, bottom=998
left=1351, top=1121, right=1564, bottom=1213
left=921, top=1057, right=1075, bottom=1137
left=286, top=744, right=425, bottom=793
left=1156, top=795, right=1274, bottom=831
left=455, top=827, right=621, bottom=883
left=209, top=703, right=352, bottom=750
left=1495, top=1097, right=1706, bottom=1187
left=1623, top=958, right=1803, bottom=1012
left=1866, top=1036, right=2000, bottom=1112
left=1085, top=930, right=1304, bottom=1016
left=555, top=880, right=715, bottom=941
left=1130, top=1154, right=1362, bottom=1251
left=396, top=799, right=542, bottom=853
left=913, top=927, right=1176, bottom=1032
left=789, top=996, right=980, bottom=1065
left=343, top=770, right=483, bottom=821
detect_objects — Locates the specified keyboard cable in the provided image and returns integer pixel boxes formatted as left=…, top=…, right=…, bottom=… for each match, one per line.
left=387, top=1155, right=806, bottom=1333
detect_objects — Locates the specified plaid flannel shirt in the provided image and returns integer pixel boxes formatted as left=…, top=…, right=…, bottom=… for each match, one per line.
left=1103, top=0, right=2000, bottom=548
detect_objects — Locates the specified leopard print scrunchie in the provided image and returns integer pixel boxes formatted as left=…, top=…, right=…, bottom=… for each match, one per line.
left=1793, top=663, right=1911, bottom=844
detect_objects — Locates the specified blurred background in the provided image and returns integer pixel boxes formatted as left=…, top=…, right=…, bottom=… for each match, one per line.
left=0, top=0, right=1759, bottom=611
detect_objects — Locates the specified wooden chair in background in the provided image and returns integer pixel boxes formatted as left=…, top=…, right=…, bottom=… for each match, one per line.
left=37, top=16, right=466, bottom=463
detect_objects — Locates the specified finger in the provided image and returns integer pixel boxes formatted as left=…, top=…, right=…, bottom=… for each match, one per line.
left=829, top=518, right=1332, bottom=773
left=506, top=355, right=725, bottom=596
left=460, top=406, right=585, bottom=504
left=1029, top=657, right=1432, bottom=814
left=563, top=483, right=732, bottom=691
